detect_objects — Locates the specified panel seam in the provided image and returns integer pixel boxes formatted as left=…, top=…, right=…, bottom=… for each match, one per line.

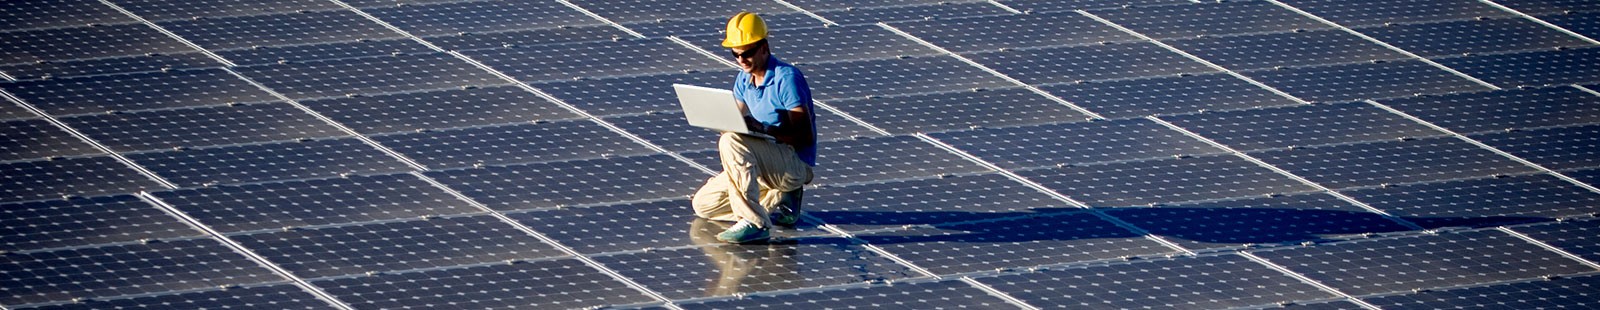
left=1498, top=226, right=1600, bottom=271
left=1363, top=99, right=1600, bottom=195
left=1074, top=10, right=1312, bottom=104
left=1264, top=0, right=1503, bottom=90
left=1477, top=0, right=1600, bottom=45
left=1236, top=252, right=1384, bottom=310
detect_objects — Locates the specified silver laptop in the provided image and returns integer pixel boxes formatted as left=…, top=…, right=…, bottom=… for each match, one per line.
left=673, top=84, right=773, bottom=139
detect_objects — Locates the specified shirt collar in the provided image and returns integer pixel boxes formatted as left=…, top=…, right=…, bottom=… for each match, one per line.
left=741, top=55, right=781, bottom=89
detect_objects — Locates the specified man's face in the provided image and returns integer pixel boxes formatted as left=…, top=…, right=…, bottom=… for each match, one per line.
left=729, top=42, right=768, bottom=74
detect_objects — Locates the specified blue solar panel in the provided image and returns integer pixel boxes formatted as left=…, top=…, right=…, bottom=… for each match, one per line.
left=673, top=279, right=1014, bottom=309
left=62, top=102, right=346, bottom=153
left=27, top=283, right=331, bottom=310
left=1365, top=274, right=1600, bottom=309
left=1089, top=1, right=1332, bottom=40
left=373, top=120, right=653, bottom=169
left=1106, top=193, right=1414, bottom=250
left=1543, top=12, right=1600, bottom=39
left=1245, top=59, right=1494, bottom=103
left=623, top=11, right=827, bottom=38
left=681, top=24, right=939, bottom=65
left=889, top=11, right=1136, bottom=53
left=1493, top=0, right=1600, bottom=15
left=424, top=25, right=630, bottom=52
left=967, top=42, right=1216, bottom=85
left=1040, top=72, right=1302, bottom=119
left=1378, top=86, right=1600, bottom=134
left=1438, top=47, right=1600, bottom=88
left=1510, top=218, right=1600, bottom=263
left=1253, top=137, right=1538, bottom=189
left=1023, top=154, right=1318, bottom=207
left=0, top=24, right=195, bottom=64
left=826, top=87, right=1089, bottom=134
left=234, top=53, right=505, bottom=99
left=1, top=118, right=99, bottom=161
left=1161, top=102, right=1445, bottom=151
left=1361, top=17, right=1594, bottom=58
left=300, top=85, right=577, bottom=135
left=802, top=55, right=1012, bottom=100
left=149, top=173, right=480, bottom=233
left=1278, top=0, right=1513, bottom=27
left=126, top=137, right=412, bottom=187
left=158, top=11, right=405, bottom=51
left=931, top=117, right=1223, bottom=170
left=534, top=68, right=734, bottom=117
left=976, top=254, right=1335, bottom=309
left=215, top=38, right=438, bottom=66
left=506, top=200, right=818, bottom=255
left=363, top=0, right=601, bottom=37
left=570, top=0, right=795, bottom=24
left=231, top=214, right=562, bottom=278
left=1169, top=29, right=1406, bottom=71
left=0, top=0, right=134, bottom=31
left=422, top=154, right=705, bottom=211
left=0, top=238, right=283, bottom=306
left=0, top=194, right=198, bottom=252
left=313, top=257, right=655, bottom=309
left=812, top=2, right=1012, bottom=25
left=0, top=68, right=274, bottom=115
left=856, top=211, right=1175, bottom=275
left=806, top=173, right=1067, bottom=231
left=1347, top=173, right=1600, bottom=228
left=1250, top=229, right=1593, bottom=296
left=811, top=135, right=988, bottom=185
left=591, top=236, right=917, bottom=299
left=998, top=0, right=1189, bottom=14
left=463, top=39, right=727, bottom=83
left=0, top=52, right=222, bottom=80
left=1475, top=123, right=1600, bottom=171
left=116, top=0, right=341, bottom=22
left=0, top=156, right=164, bottom=204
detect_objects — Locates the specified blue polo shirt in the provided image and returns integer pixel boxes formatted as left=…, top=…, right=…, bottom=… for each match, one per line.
left=733, top=55, right=817, bottom=166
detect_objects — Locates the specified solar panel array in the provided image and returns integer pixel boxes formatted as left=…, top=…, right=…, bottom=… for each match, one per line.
left=3, top=0, right=1600, bottom=309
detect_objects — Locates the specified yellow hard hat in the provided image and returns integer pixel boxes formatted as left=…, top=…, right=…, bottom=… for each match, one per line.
left=721, top=12, right=767, bottom=48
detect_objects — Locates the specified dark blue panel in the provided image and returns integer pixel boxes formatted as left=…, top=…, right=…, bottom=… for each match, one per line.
left=1476, top=124, right=1600, bottom=170
left=532, top=68, right=734, bottom=117
left=214, top=38, right=438, bottom=66
left=998, top=0, right=1190, bottom=14
left=314, top=258, right=654, bottom=309
left=966, top=42, right=1215, bottom=85
left=0, top=68, right=274, bottom=115
left=0, top=52, right=222, bottom=81
left=1040, top=72, right=1301, bottom=119
left=1510, top=218, right=1600, bottom=263
left=27, top=284, right=330, bottom=310
left=1571, top=167, right=1600, bottom=187
left=127, top=138, right=412, bottom=187
left=0, top=156, right=164, bottom=203
left=0, top=0, right=134, bottom=31
left=1, top=118, right=98, bottom=161
left=374, top=120, right=653, bottom=169
left=0, top=24, right=195, bottom=64
left=622, top=11, right=827, bottom=38
left=63, top=102, right=346, bottom=153
left=463, top=39, right=727, bottom=83
left=801, top=56, right=1012, bottom=100
left=1366, top=274, right=1600, bottom=309
left=0, top=101, right=31, bottom=120
left=827, top=88, right=1087, bottom=134
left=806, top=173, right=1068, bottom=231
left=1250, top=229, right=1593, bottom=296
left=679, top=24, right=938, bottom=65
left=1347, top=174, right=1598, bottom=227
left=150, top=173, right=480, bottom=233
left=592, top=236, right=918, bottom=299
left=604, top=112, right=720, bottom=153
left=888, top=11, right=1136, bottom=53
left=788, top=0, right=988, bottom=11
left=1167, top=30, right=1406, bottom=71
left=1106, top=193, right=1415, bottom=250
left=0, top=195, right=198, bottom=252
left=1245, top=59, right=1493, bottom=102
left=1278, top=0, right=1513, bottom=27
left=811, top=135, right=989, bottom=185
left=1438, top=47, right=1600, bottom=88
left=857, top=211, right=1174, bottom=274
left=676, top=279, right=1014, bottom=309
left=1017, top=154, right=1317, bottom=207
left=571, top=0, right=795, bottom=23
left=1379, top=87, right=1600, bottom=134
left=1361, top=17, right=1593, bottom=58
left=116, top=0, right=341, bottom=21
left=931, top=118, right=1223, bottom=170
left=423, top=154, right=706, bottom=211
left=424, top=25, right=630, bottom=51
left=510, top=201, right=826, bottom=255
left=1543, top=12, right=1600, bottom=39
left=812, top=2, right=1012, bottom=25
left=233, top=215, right=561, bottom=278
left=1494, top=0, right=1600, bottom=15
left=0, top=238, right=283, bottom=305
left=364, top=0, right=600, bottom=37
left=158, top=11, right=405, bottom=50
left=1090, top=1, right=1332, bottom=40
left=342, top=0, right=469, bottom=8
left=234, top=53, right=504, bottom=99
left=1161, top=102, right=1444, bottom=151
left=976, top=254, right=1334, bottom=309
left=301, top=85, right=577, bottom=135
left=1251, top=137, right=1537, bottom=189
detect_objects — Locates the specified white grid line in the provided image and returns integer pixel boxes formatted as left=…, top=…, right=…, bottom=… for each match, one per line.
left=219, top=67, right=432, bottom=171
left=771, top=0, right=841, bottom=25
left=326, top=0, right=447, bottom=52
left=97, top=0, right=238, bottom=67
left=1264, top=0, right=1503, bottom=90
left=1075, top=10, right=1312, bottom=104
left=0, top=88, right=179, bottom=189
left=876, top=22, right=1110, bottom=120
left=960, top=276, right=1043, bottom=310
left=1363, top=100, right=1600, bottom=195
left=557, top=0, right=648, bottom=38
left=1237, top=252, right=1383, bottom=310
left=1498, top=226, right=1600, bottom=271
left=1478, top=0, right=1600, bottom=45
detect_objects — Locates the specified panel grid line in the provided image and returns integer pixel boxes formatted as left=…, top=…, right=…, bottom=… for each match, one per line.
left=96, top=0, right=239, bottom=67
left=1576, top=85, right=1600, bottom=97
left=1478, top=0, right=1600, bottom=45
left=802, top=217, right=943, bottom=279
left=1074, top=10, right=1313, bottom=105
left=1237, top=252, right=1383, bottom=310
left=219, top=67, right=432, bottom=171
left=770, top=0, right=841, bottom=25
left=959, top=276, right=1043, bottom=310
left=0, top=88, right=179, bottom=189
left=1363, top=100, right=1600, bottom=195
left=326, top=0, right=448, bottom=52
left=1264, top=0, right=1504, bottom=90
left=556, top=0, right=648, bottom=39
left=985, top=0, right=1025, bottom=14
left=1144, top=116, right=1429, bottom=231
left=1498, top=226, right=1600, bottom=271
left=875, top=23, right=1110, bottom=120
left=137, top=192, right=355, bottom=310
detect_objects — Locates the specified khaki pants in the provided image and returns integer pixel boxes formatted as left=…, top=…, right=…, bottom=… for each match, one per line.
left=692, top=132, right=812, bottom=229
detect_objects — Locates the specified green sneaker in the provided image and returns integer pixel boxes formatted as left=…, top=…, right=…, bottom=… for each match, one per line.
left=716, top=219, right=770, bottom=244
left=771, top=188, right=804, bottom=227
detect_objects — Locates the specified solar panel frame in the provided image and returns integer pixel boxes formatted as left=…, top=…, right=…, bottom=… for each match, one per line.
left=0, top=118, right=100, bottom=161
left=61, top=102, right=347, bottom=153
left=824, top=88, right=1089, bottom=135
left=157, top=10, right=406, bottom=51
left=462, top=38, right=728, bottom=83
left=974, top=254, right=1337, bottom=309
left=299, top=84, right=577, bottom=135
left=1165, top=29, right=1408, bottom=71
left=1105, top=193, right=1415, bottom=250
left=1541, top=12, right=1600, bottom=40
left=1250, top=136, right=1539, bottom=189
left=1510, top=219, right=1600, bottom=263
left=1249, top=229, right=1595, bottom=296
left=1159, top=101, right=1446, bottom=151
left=233, top=52, right=506, bottom=100
left=1377, top=86, right=1600, bottom=134
left=809, top=2, right=1013, bottom=26
left=362, top=0, right=602, bottom=37
left=965, top=42, right=1217, bottom=85
left=422, top=153, right=706, bottom=211
left=1345, top=173, right=1600, bottom=228
left=1474, top=123, right=1600, bottom=171
left=0, top=194, right=199, bottom=253
left=887, top=11, right=1138, bottom=53
left=1039, top=72, right=1303, bottom=119
left=855, top=211, right=1176, bottom=275
left=1088, top=1, right=1333, bottom=40
left=1363, top=273, right=1600, bottom=309
left=1358, top=17, right=1596, bottom=58
left=0, top=68, right=275, bottom=116
left=1436, top=46, right=1600, bottom=88
left=149, top=173, right=481, bottom=233
left=0, top=156, right=165, bottom=204
left=1243, top=59, right=1494, bottom=103
left=1276, top=0, right=1515, bottom=28
left=1017, top=154, right=1318, bottom=207
left=805, top=173, right=1070, bottom=232
left=930, top=117, right=1225, bottom=170
left=590, top=237, right=919, bottom=299
left=125, top=137, right=413, bottom=187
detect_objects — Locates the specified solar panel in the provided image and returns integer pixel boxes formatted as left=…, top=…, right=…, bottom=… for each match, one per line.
left=1089, top=1, right=1332, bottom=40
left=1249, top=229, right=1593, bottom=296
left=1, top=118, right=99, bottom=161
left=811, top=2, right=1012, bottom=25
left=533, top=68, right=733, bottom=117
left=463, top=39, right=727, bottom=83
left=672, top=279, right=1014, bottom=309
left=149, top=173, right=479, bottom=233
left=0, top=52, right=222, bottom=80
left=0, top=156, right=164, bottom=204
left=125, top=137, right=412, bottom=187
left=680, top=24, right=939, bottom=65
left=812, top=135, right=988, bottom=185
left=1378, top=86, right=1600, bottom=134
left=1244, top=59, right=1494, bottom=103
left=313, top=257, right=655, bottom=309
left=622, top=11, right=827, bottom=38
left=27, top=283, right=332, bottom=310
left=374, top=119, right=652, bottom=169
left=512, top=201, right=828, bottom=255
left=855, top=211, right=1175, bottom=275
left=996, top=0, right=1190, bottom=14
left=231, top=214, right=562, bottom=278
left=158, top=11, right=404, bottom=51
left=300, top=85, right=577, bottom=135
left=888, top=11, right=1136, bottom=53
left=1018, top=154, right=1317, bottom=207
left=1542, top=12, right=1600, bottom=39
left=115, top=0, right=342, bottom=22
left=591, top=236, right=917, bottom=299
left=62, top=102, right=346, bottom=153
left=0, top=68, right=275, bottom=115
left=423, top=154, right=705, bottom=211
left=1252, top=137, right=1538, bottom=189
left=363, top=0, right=601, bottom=37
left=215, top=38, right=438, bottom=66
left=0, top=24, right=196, bottom=65
left=1039, top=72, right=1302, bottom=119
left=1437, top=47, right=1600, bottom=88
left=234, top=53, right=505, bottom=99
left=1346, top=173, right=1600, bottom=228
left=1166, top=29, right=1407, bottom=71
left=1510, top=218, right=1600, bottom=263
left=423, top=25, right=630, bottom=52
left=1360, top=17, right=1595, bottom=58
left=569, top=0, right=795, bottom=24
left=930, top=117, right=1223, bottom=170
left=825, top=87, right=1089, bottom=134
left=1493, top=0, right=1600, bottom=15
left=0, top=238, right=283, bottom=306
left=801, top=56, right=1012, bottom=100
left=0, top=101, right=33, bottom=120
left=806, top=173, right=1066, bottom=232
left=966, top=42, right=1216, bottom=85
left=1475, top=123, right=1600, bottom=171
left=1365, top=274, right=1600, bottom=309
left=0, top=194, right=198, bottom=252
left=1160, top=102, right=1445, bottom=151
left=0, top=0, right=134, bottom=31
left=975, top=254, right=1335, bottom=309
left=1105, top=193, right=1414, bottom=250
left=1277, top=0, right=1513, bottom=27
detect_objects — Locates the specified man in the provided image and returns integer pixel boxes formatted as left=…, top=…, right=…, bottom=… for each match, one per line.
left=690, top=12, right=818, bottom=244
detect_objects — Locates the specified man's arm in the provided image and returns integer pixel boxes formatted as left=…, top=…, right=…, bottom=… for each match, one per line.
left=768, top=106, right=813, bottom=148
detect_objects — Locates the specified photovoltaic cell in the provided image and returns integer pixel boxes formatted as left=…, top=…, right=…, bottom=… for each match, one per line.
left=1161, top=102, right=1444, bottom=151
left=811, top=2, right=1013, bottom=26
left=158, top=11, right=405, bottom=50
left=463, top=39, right=727, bottom=83
left=62, top=102, right=346, bottom=153
left=0, top=52, right=222, bottom=80
left=1250, top=229, right=1593, bottom=296
left=232, top=215, right=561, bottom=278
left=976, top=254, right=1335, bottom=309
left=0, top=0, right=132, bottom=31
left=622, top=12, right=827, bottom=38
left=1365, top=274, right=1600, bottom=309
left=0, top=101, right=32, bottom=120
left=1360, top=17, right=1594, bottom=58
left=423, top=154, right=706, bottom=211
left=0, top=68, right=274, bottom=116
left=1510, top=219, right=1600, bottom=263
left=532, top=68, right=734, bottom=117
left=1018, top=154, right=1316, bottom=207
left=374, top=120, right=653, bottom=169
left=313, top=258, right=654, bottom=309
left=0, top=238, right=283, bottom=305
left=1475, top=124, right=1600, bottom=171
left=674, top=279, right=1014, bottom=310
left=149, top=173, right=480, bottom=233
left=0, top=195, right=197, bottom=252
left=1254, top=137, right=1537, bottom=189
left=0, top=24, right=195, bottom=64
left=0, top=156, right=163, bottom=204
left=1040, top=72, right=1302, bottom=119
left=1277, top=0, right=1513, bottom=27
left=931, top=118, right=1223, bottom=170
left=510, top=200, right=696, bottom=254
left=364, top=0, right=600, bottom=37
left=114, top=0, right=343, bottom=22
left=0, top=118, right=99, bottom=161
left=825, top=88, right=1088, bottom=134
left=1107, top=193, right=1414, bottom=250
left=214, top=38, right=438, bottom=66
left=996, top=0, right=1190, bottom=14
left=966, top=42, right=1216, bottom=85
left=888, top=11, right=1137, bottom=53
left=570, top=0, right=795, bottom=24
left=1244, top=59, right=1493, bottom=102
left=126, top=137, right=412, bottom=187
left=1378, top=86, right=1600, bottom=134
left=1496, top=0, right=1600, bottom=15
left=234, top=53, right=505, bottom=99
left=802, top=56, right=1011, bottom=100
left=806, top=173, right=1066, bottom=231
left=1167, top=30, right=1407, bottom=71
left=857, top=211, right=1174, bottom=275
left=1089, top=1, right=1332, bottom=40
left=592, top=237, right=917, bottom=299
left=25, top=283, right=331, bottom=310
left=1273, top=300, right=1370, bottom=310
left=1543, top=12, right=1600, bottom=39
left=301, top=85, right=576, bottom=135
left=341, top=0, right=473, bottom=8
left=1437, top=47, right=1600, bottom=87
left=681, top=25, right=938, bottom=65
left=813, top=135, right=989, bottom=185
left=1348, top=174, right=1600, bottom=228
left=786, top=0, right=988, bottom=11
left=422, top=25, right=631, bottom=52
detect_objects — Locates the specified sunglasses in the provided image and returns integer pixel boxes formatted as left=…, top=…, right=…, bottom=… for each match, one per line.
left=729, top=44, right=765, bottom=59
